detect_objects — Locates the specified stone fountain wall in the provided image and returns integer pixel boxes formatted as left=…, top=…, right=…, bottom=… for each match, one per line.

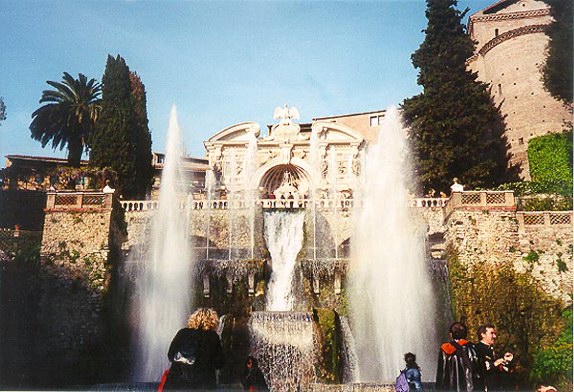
left=3, top=192, right=127, bottom=387
left=20, top=191, right=571, bottom=387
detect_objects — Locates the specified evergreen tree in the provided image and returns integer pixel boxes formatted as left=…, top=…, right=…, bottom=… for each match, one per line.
left=542, top=0, right=573, bottom=104
left=90, top=55, right=138, bottom=197
left=401, top=0, right=515, bottom=194
left=130, top=71, right=154, bottom=198
left=0, top=97, right=6, bottom=125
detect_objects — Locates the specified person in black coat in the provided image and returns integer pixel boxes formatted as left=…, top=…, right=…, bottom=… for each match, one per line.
left=164, top=308, right=225, bottom=390
left=474, top=324, right=514, bottom=391
left=241, top=355, right=268, bottom=391
left=435, top=322, right=478, bottom=392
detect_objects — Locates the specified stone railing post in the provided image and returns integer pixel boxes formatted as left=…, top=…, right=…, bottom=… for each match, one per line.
left=102, top=193, right=113, bottom=209
left=450, top=192, right=462, bottom=206
left=543, top=211, right=551, bottom=227
left=505, top=191, right=515, bottom=206
left=516, top=212, right=525, bottom=233
left=46, top=192, right=56, bottom=209
left=480, top=191, right=487, bottom=206
left=77, top=193, right=84, bottom=208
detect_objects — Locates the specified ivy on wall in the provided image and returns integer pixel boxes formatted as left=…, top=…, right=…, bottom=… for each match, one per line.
left=447, top=248, right=568, bottom=389
left=531, top=307, right=573, bottom=391
left=527, top=131, right=573, bottom=196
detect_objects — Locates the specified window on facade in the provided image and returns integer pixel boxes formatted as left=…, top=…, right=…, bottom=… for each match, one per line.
left=495, top=28, right=499, bottom=37
left=498, top=83, right=502, bottom=95
left=370, top=115, right=384, bottom=127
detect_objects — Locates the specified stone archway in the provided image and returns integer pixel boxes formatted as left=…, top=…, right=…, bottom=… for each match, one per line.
left=256, top=160, right=315, bottom=198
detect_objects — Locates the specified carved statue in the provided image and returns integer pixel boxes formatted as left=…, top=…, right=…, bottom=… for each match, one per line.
left=273, top=104, right=300, bottom=125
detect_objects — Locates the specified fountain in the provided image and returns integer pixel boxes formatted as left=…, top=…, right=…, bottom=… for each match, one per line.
left=123, top=104, right=439, bottom=389
left=131, top=105, right=195, bottom=382
left=264, top=209, right=305, bottom=311
left=249, top=311, right=316, bottom=391
left=348, top=107, right=437, bottom=382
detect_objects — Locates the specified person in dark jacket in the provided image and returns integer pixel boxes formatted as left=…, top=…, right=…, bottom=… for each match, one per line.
left=164, top=308, right=225, bottom=390
left=242, top=355, right=268, bottom=391
left=474, top=324, right=514, bottom=391
left=435, top=322, right=478, bottom=392
left=403, top=352, right=423, bottom=391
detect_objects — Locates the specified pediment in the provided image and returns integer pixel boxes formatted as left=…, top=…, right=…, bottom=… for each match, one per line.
left=311, top=121, right=365, bottom=143
left=207, top=122, right=261, bottom=143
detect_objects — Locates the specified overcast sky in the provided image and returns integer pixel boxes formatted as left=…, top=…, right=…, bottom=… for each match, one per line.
left=0, top=0, right=492, bottom=160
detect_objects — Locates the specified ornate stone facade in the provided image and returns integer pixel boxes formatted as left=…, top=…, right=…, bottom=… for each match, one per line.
left=466, top=0, right=572, bottom=179
left=204, top=107, right=368, bottom=202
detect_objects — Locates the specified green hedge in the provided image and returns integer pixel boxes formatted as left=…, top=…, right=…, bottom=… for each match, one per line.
left=531, top=308, right=573, bottom=391
left=527, top=131, right=573, bottom=196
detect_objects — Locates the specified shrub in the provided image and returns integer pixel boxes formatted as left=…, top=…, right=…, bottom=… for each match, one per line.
left=528, top=131, right=573, bottom=196
left=531, top=308, right=573, bottom=390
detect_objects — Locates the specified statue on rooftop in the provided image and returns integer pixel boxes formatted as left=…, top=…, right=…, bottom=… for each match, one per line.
left=273, top=104, right=300, bottom=126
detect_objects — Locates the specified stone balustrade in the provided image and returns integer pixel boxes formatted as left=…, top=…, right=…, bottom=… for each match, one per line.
left=412, top=197, right=448, bottom=208
left=120, top=200, right=159, bottom=211
left=46, top=191, right=113, bottom=210
left=121, top=198, right=357, bottom=211
left=121, top=197, right=451, bottom=212
left=517, top=211, right=572, bottom=232
left=61, top=191, right=520, bottom=215
left=444, top=190, right=515, bottom=218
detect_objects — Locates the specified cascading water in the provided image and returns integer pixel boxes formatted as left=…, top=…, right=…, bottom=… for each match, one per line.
left=348, top=106, right=437, bottom=382
left=309, top=127, right=319, bottom=261
left=249, top=312, right=316, bottom=391
left=339, top=316, right=359, bottom=383
left=132, top=105, right=194, bottom=381
left=264, top=210, right=305, bottom=311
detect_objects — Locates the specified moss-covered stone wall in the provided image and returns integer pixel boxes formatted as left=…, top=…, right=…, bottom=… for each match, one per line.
left=444, top=208, right=572, bottom=388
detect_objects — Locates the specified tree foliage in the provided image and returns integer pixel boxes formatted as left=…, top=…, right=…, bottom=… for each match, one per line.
left=448, top=252, right=566, bottom=389
left=29, top=73, right=101, bottom=167
left=89, top=55, right=153, bottom=199
left=542, top=0, right=573, bottom=104
left=129, top=72, right=154, bottom=198
left=531, top=307, right=573, bottom=391
left=0, top=96, right=6, bottom=125
left=401, top=0, right=516, bottom=194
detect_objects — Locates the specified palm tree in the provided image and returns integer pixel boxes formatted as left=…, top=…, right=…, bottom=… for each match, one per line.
left=30, top=72, right=101, bottom=167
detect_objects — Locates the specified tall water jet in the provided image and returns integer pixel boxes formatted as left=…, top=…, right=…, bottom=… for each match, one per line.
left=264, top=210, right=305, bottom=311
left=205, top=169, right=216, bottom=259
left=348, top=107, right=436, bottom=381
left=243, top=131, right=258, bottom=259
left=309, top=126, right=320, bottom=261
left=132, top=105, right=194, bottom=381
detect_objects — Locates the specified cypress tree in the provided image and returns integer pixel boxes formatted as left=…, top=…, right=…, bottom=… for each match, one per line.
left=130, top=72, right=154, bottom=198
left=401, top=0, right=516, bottom=194
left=542, top=0, right=573, bottom=104
left=0, top=97, right=6, bottom=125
left=90, top=55, right=152, bottom=198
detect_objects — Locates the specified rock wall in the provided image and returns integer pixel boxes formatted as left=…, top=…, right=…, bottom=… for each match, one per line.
left=29, top=193, right=124, bottom=386
left=444, top=208, right=573, bottom=305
